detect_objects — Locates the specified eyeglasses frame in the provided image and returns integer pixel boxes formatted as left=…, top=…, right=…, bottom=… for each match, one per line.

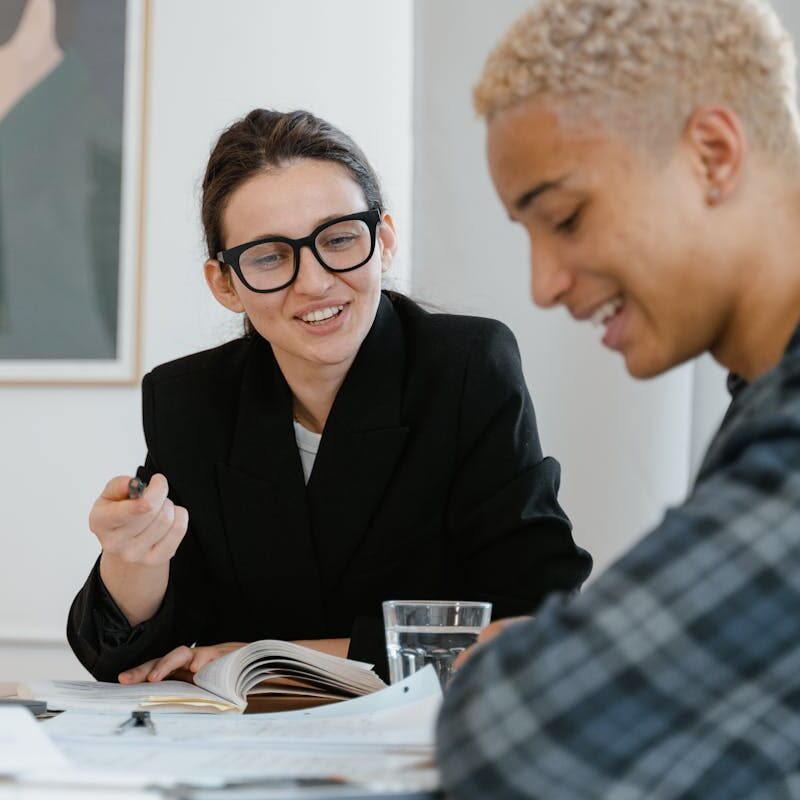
left=216, top=207, right=383, bottom=294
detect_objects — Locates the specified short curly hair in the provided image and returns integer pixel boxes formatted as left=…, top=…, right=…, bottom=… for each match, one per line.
left=475, top=0, right=800, bottom=161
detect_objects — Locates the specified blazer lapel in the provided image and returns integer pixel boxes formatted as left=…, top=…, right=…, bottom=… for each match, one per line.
left=216, top=336, right=324, bottom=637
left=306, top=295, right=410, bottom=592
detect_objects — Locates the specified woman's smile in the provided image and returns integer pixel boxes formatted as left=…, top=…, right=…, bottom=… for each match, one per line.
left=293, top=300, right=350, bottom=335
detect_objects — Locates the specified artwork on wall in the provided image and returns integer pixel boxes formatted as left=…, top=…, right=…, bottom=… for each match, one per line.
left=0, top=0, right=148, bottom=384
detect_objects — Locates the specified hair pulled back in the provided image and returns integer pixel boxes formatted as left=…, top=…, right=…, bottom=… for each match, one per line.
left=202, top=109, right=384, bottom=263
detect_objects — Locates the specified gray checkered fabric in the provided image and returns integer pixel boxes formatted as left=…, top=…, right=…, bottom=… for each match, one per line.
left=436, top=325, right=800, bottom=799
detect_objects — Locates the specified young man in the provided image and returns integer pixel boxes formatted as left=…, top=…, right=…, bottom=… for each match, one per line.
left=436, top=1, right=800, bottom=797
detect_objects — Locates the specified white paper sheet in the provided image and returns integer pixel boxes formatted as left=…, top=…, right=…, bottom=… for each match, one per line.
left=0, top=706, right=70, bottom=775
left=0, top=788, right=159, bottom=800
left=271, top=665, right=441, bottom=719
left=44, top=696, right=440, bottom=748
left=51, top=738, right=438, bottom=790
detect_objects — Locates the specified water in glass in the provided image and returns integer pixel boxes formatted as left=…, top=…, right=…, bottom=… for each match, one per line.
left=385, top=624, right=482, bottom=685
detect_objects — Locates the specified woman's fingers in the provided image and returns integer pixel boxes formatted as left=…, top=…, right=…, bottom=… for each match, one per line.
left=118, top=643, right=247, bottom=685
left=91, top=474, right=170, bottom=538
left=118, top=645, right=193, bottom=684
left=90, top=474, right=188, bottom=567
left=99, top=475, right=138, bottom=503
left=186, top=642, right=246, bottom=673
left=142, top=505, right=189, bottom=566
left=146, top=645, right=196, bottom=682
left=118, top=657, right=159, bottom=684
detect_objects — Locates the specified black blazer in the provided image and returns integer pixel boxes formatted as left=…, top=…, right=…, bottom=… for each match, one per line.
left=68, top=293, right=591, bottom=680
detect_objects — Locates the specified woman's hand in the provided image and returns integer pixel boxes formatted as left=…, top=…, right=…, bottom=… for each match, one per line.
left=453, top=616, right=530, bottom=671
left=93, top=473, right=189, bottom=626
left=91, top=474, right=189, bottom=569
left=118, top=642, right=247, bottom=684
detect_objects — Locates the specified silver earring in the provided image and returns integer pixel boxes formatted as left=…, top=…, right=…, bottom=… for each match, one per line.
left=707, top=186, right=721, bottom=203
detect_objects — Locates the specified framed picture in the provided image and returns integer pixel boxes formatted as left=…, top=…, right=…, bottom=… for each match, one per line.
left=0, top=0, right=148, bottom=384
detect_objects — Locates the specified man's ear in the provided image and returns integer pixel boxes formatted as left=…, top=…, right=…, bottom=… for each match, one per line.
left=377, top=212, right=398, bottom=273
left=204, top=259, right=246, bottom=312
left=683, top=105, right=746, bottom=205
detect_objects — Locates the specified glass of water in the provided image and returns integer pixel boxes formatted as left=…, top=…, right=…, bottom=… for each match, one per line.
left=382, top=600, right=492, bottom=686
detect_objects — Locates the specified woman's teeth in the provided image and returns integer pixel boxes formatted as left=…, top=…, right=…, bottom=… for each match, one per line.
left=300, top=305, right=345, bottom=325
left=591, top=297, right=623, bottom=327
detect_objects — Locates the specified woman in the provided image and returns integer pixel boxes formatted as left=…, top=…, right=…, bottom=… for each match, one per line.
left=67, top=109, right=591, bottom=683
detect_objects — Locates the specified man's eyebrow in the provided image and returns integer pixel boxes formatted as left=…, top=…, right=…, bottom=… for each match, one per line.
left=514, top=176, right=569, bottom=213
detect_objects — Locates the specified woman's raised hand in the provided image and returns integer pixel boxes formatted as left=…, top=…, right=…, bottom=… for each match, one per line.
left=90, top=474, right=189, bottom=568
left=118, top=643, right=247, bottom=684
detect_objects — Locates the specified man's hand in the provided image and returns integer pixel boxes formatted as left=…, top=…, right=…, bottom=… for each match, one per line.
left=453, top=616, right=530, bottom=671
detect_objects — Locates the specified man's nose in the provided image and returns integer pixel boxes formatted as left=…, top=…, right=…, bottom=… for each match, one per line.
left=529, top=240, right=573, bottom=309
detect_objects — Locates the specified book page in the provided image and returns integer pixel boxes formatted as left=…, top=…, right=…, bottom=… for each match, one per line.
left=193, top=640, right=385, bottom=706
left=20, top=679, right=237, bottom=713
left=274, top=665, right=441, bottom=719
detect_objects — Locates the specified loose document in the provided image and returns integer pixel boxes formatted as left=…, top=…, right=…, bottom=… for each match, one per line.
left=8, top=667, right=442, bottom=796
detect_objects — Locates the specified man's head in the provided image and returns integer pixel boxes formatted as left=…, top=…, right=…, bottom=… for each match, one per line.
left=477, top=0, right=800, bottom=379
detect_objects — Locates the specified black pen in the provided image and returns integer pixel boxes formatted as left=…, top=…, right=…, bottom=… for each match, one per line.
left=128, top=476, right=147, bottom=499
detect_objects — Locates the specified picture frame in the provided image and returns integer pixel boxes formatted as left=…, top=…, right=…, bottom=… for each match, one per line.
left=0, top=0, right=149, bottom=384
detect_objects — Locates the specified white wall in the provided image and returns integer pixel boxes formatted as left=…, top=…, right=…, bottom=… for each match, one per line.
left=0, top=0, right=413, bottom=681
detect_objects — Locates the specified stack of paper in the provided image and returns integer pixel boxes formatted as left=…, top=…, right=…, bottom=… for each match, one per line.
left=11, top=667, right=443, bottom=798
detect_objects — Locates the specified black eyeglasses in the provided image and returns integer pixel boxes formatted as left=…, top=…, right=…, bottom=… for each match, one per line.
left=216, top=207, right=382, bottom=293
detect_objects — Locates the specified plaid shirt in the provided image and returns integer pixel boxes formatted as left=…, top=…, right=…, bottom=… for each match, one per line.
left=437, top=324, right=800, bottom=799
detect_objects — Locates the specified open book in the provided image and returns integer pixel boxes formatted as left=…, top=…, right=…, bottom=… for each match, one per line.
left=22, top=640, right=386, bottom=714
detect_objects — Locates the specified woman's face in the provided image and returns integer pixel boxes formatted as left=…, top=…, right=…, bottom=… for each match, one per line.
left=207, top=159, right=396, bottom=376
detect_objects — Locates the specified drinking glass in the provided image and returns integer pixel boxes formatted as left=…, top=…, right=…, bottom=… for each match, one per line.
left=382, top=600, right=492, bottom=686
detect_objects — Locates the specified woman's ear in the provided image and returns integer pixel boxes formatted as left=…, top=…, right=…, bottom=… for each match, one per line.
left=377, top=213, right=398, bottom=273
left=204, top=259, right=246, bottom=312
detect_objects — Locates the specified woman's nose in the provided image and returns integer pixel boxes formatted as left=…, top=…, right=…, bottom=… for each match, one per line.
left=293, top=246, right=335, bottom=295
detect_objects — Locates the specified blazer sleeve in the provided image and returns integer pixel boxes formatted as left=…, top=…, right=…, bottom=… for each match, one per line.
left=446, top=322, right=592, bottom=617
left=66, top=451, right=185, bottom=681
left=66, top=372, right=194, bottom=681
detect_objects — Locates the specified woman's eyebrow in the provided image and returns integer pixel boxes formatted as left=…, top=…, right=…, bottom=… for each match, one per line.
left=246, top=210, right=360, bottom=242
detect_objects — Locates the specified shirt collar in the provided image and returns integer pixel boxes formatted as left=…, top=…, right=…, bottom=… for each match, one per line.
left=726, top=320, right=800, bottom=399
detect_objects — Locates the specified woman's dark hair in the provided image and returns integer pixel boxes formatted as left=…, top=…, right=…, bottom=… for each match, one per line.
left=201, top=109, right=386, bottom=336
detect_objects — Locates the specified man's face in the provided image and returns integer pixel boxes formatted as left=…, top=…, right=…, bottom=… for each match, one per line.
left=486, top=97, right=736, bottom=379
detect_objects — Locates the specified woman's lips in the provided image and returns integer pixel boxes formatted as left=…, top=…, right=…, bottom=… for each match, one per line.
left=294, top=302, right=350, bottom=335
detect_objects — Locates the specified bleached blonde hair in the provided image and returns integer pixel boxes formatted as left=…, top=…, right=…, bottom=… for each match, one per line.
left=475, top=0, right=800, bottom=162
